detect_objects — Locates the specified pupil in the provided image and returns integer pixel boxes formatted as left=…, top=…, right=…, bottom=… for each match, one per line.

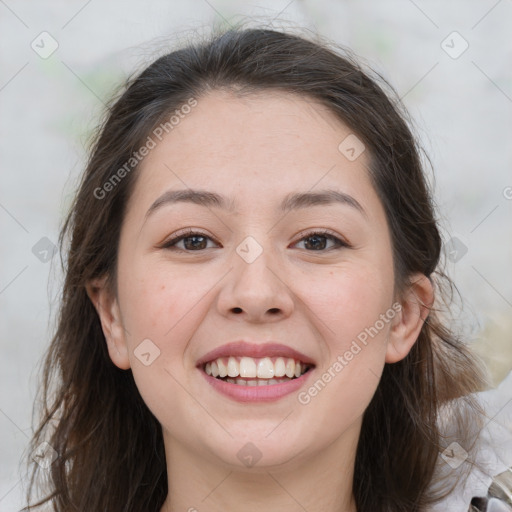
left=185, top=235, right=206, bottom=250
left=305, top=235, right=326, bottom=250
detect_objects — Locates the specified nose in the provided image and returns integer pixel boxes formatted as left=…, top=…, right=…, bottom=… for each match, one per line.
left=215, top=238, right=295, bottom=323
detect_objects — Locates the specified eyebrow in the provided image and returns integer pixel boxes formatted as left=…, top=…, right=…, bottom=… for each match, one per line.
left=145, top=188, right=367, bottom=219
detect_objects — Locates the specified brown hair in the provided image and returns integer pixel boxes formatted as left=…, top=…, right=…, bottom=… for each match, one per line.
left=24, top=23, right=488, bottom=512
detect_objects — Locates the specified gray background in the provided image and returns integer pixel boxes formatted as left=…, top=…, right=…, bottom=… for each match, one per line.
left=1, top=1, right=511, bottom=510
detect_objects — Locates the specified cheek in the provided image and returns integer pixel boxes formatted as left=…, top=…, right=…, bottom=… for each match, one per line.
left=295, top=259, right=394, bottom=427
left=117, top=264, right=208, bottom=430
left=295, top=268, right=392, bottom=439
left=314, top=263, right=395, bottom=348
left=119, top=259, right=204, bottom=342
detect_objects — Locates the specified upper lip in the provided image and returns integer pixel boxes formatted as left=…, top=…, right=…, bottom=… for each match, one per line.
left=196, top=341, right=316, bottom=367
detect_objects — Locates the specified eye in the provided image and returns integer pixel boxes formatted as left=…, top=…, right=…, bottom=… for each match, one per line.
left=160, top=228, right=350, bottom=253
left=292, top=229, right=350, bottom=251
left=160, top=229, right=219, bottom=252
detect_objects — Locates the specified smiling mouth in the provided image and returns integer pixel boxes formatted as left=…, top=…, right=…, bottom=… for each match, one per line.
left=202, top=356, right=314, bottom=386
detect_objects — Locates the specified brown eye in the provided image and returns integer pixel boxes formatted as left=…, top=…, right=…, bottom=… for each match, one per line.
left=160, top=229, right=350, bottom=253
left=293, top=230, right=350, bottom=251
left=161, top=230, right=219, bottom=252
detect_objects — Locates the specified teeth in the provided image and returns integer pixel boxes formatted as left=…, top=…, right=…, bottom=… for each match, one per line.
left=257, top=357, right=274, bottom=378
left=203, top=355, right=311, bottom=382
left=239, top=357, right=257, bottom=378
left=285, top=358, right=295, bottom=378
left=227, top=356, right=238, bottom=378
left=275, top=357, right=286, bottom=377
left=217, top=358, right=228, bottom=378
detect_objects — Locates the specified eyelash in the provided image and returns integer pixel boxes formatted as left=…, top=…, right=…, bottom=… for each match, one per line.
left=160, top=228, right=351, bottom=252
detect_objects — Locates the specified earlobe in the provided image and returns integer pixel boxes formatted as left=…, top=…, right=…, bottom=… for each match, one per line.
left=385, top=274, right=434, bottom=364
left=85, top=277, right=131, bottom=370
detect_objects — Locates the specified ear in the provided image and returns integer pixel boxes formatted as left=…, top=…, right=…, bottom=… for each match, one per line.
left=386, top=273, right=434, bottom=364
left=85, top=276, right=131, bottom=370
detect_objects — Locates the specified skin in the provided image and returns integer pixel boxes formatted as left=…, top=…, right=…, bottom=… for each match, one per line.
left=87, top=89, right=433, bottom=512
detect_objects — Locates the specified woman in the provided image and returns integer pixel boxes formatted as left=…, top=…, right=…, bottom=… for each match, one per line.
left=24, top=24, right=508, bottom=511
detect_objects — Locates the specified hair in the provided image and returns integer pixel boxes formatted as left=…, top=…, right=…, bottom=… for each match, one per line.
left=24, top=22, right=489, bottom=512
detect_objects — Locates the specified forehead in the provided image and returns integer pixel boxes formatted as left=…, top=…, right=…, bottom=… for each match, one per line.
left=127, top=89, right=377, bottom=218
left=172, top=89, right=352, bottom=158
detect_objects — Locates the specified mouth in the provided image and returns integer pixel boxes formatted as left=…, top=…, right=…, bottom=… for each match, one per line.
left=202, top=356, right=314, bottom=386
left=196, top=341, right=316, bottom=402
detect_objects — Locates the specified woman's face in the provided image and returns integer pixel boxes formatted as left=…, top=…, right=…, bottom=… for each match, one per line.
left=94, top=89, right=427, bottom=471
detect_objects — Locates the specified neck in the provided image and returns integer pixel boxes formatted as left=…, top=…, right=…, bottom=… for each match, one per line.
left=159, top=421, right=360, bottom=512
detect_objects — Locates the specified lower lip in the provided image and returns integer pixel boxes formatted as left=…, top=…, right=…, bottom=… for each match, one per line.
left=200, top=368, right=315, bottom=403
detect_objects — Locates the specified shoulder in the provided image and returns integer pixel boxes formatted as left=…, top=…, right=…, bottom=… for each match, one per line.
left=425, top=371, right=512, bottom=512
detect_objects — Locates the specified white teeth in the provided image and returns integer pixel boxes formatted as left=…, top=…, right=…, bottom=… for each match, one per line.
left=227, top=356, right=238, bottom=378
left=257, top=357, right=274, bottom=378
left=285, top=358, right=295, bottom=378
left=217, top=358, right=228, bottom=377
left=203, top=355, right=312, bottom=383
left=274, top=357, right=286, bottom=377
left=239, top=357, right=257, bottom=378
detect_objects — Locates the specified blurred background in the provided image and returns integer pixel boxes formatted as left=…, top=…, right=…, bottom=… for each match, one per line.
left=1, top=0, right=511, bottom=509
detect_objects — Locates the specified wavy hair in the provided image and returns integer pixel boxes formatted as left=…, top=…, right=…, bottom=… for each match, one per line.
left=23, top=23, right=488, bottom=512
